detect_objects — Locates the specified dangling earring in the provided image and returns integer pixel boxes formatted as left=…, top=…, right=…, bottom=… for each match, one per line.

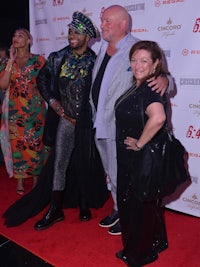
left=152, top=67, right=156, bottom=74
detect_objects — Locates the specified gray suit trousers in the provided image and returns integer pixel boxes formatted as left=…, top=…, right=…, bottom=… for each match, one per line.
left=94, top=135, right=118, bottom=211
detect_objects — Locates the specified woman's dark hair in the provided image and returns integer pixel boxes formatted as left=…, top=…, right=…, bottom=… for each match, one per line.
left=129, top=40, right=170, bottom=81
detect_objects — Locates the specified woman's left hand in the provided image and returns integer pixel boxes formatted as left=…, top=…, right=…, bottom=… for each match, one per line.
left=124, top=137, right=141, bottom=151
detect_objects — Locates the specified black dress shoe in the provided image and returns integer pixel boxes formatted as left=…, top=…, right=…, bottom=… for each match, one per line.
left=108, top=221, right=121, bottom=235
left=79, top=208, right=91, bottom=222
left=34, top=207, right=64, bottom=230
left=116, top=250, right=130, bottom=266
left=99, top=209, right=119, bottom=227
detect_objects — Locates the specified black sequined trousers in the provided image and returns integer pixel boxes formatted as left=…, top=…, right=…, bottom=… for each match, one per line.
left=53, top=117, right=75, bottom=191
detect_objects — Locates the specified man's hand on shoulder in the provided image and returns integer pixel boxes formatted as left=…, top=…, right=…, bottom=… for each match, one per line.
left=147, top=75, right=169, bottom=96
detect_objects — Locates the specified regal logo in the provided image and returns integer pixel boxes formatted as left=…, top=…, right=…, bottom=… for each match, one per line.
left=154, top=0, right=161, bottom=7
left=155, top=0, right=185, bottom=7
left=53, top=0, right=64, bottom=6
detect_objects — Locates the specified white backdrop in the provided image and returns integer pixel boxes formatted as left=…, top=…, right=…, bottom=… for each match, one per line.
left=29, top=0, right=200, bottom=217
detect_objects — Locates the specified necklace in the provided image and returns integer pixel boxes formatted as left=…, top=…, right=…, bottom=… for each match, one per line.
left=115, top=84, right=138, bottom=110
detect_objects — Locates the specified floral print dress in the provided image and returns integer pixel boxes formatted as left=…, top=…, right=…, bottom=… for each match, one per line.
left=0, top=54, right=50, bottom=179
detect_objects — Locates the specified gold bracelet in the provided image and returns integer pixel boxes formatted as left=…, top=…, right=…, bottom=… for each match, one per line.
left=5, top=59, right=14, bottom=72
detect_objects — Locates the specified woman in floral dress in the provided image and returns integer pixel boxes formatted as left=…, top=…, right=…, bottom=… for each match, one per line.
left=0, top=28, right=50, bottom=194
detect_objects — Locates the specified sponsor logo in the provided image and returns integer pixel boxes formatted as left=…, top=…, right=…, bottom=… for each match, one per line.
left=182, top=49, right=189, bottom=56
left=182, top=48, right=200, bottom=56
left=124, top=2, right=145, bottom=12
left=186, top=125, right=200, bottom=139
left=183, top=193, right=200, bottom=211
left=180, top=78, right=200, bottom=86
left=188, top=101, right=200, bottom=111
left=155, top=0, right=185, bottom=7
left=35, top=19, right=47, bottom=25
left=188, top=100, right=200, bottom=117
left=189, top=104, right=200, bottom=110
left=191, top=50, right=200, bottom=55
left=132, top=28, right=148, bottom=33
left=157, top=18, right=182, bottom=38
left=55, top=30, right=67, bottom=41
left=35, top=37, right=50, bottom=43
left=189, top=152, right=200, bottom=157
left=54, top=30, right=68, bottom=47
left=34, top=0, right=47, bottom=9
left=68, top=0, right=85, bottom=2
left=124, top=2, right=147, bottom=33
left=52, top=16, right=70, bottom=22
left=193, top=18, right=200, bottom=32
left=53, top=0, right=64, bottom=6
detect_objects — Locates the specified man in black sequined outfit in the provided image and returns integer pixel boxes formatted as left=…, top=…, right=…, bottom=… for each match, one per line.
left=34, top=11, right=101, bottom=230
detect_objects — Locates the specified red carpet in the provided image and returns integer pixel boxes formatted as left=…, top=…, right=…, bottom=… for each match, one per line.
left=0, top=165, right=199, bottom=267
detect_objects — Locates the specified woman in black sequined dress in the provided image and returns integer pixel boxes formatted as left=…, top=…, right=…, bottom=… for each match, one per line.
left=115, top=41, right=170, bottom=267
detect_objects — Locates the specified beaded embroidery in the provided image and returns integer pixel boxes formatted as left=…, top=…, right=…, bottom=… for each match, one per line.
left=60, top=49, right=94, bottom=80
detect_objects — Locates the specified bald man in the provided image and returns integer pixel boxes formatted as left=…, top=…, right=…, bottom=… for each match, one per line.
left=89, top=5, right=173, bottom=235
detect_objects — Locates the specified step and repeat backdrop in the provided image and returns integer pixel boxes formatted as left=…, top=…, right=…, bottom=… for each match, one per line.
left=29, top=0, right=200, bottom=217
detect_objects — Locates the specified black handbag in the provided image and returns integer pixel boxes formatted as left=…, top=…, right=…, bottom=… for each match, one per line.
left=130, top=97, right=190, bottom=202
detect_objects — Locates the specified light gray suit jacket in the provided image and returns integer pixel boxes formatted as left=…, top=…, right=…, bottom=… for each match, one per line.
left=90, top=33, right=139, bottom=141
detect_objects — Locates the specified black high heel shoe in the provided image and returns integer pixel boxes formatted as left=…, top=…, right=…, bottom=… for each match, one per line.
left=79, top=208, right=91, bottom=222
left=116, top=250, right=130, bottom=266
left=79, top=193, right=91, bottom=222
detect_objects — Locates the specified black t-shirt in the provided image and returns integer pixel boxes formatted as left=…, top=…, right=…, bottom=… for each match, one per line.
left=91, top=53, right=111, bottom=109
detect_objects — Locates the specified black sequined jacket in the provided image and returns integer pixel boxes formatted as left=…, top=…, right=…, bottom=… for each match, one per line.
left=37, top=45, right=96, bottom=119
